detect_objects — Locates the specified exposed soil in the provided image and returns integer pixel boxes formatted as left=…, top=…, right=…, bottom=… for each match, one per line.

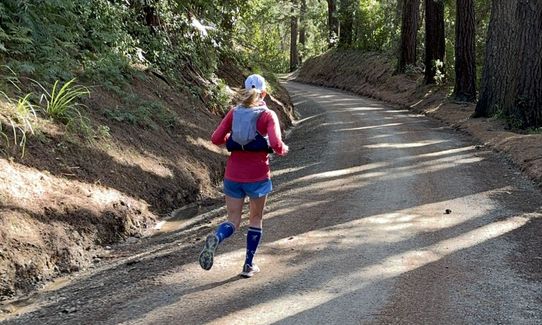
left=297, top=50, right=542, bottom=188
left=0, top=61, right=294, bottom=300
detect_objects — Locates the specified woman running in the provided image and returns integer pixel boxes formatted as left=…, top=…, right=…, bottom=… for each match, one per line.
left=199, top=74, right=289, bottom=278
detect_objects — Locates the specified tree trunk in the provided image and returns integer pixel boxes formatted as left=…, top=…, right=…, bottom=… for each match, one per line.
left=452, top=0, right=476, bottom=101
left=143, top=0, right=160, bottom=29
left=338, top=0, right=354, bottom=48
left=398, top=0, right=420, bottom=73
left=424, top=0, right=445, bottom=84
left=327, top=0, right=339, bottom=48
left=290, top=2, right=299, bottom=72
left=512, top=0, right=542, bottom=128
left=299, top=0, right=307, bottom=64
left=474, top=1, right=519, bottom=118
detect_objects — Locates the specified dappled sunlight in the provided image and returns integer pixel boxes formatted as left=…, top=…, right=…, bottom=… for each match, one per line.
left=264, top=200, right=331, bottom=221
left=335, top=122, right=403, bottom=132
left=302, top=162, right=387, bottom=179
left=366, top=215, right=531, bottom=279
left=99, top=144, right=174, bottom=179
left=0, top=158, right=151, bottom=216
left=267, top=188, right=504, bottom=249
left=272, top=163, right=321, bottom=177
left=281, top=150, right=485, bottom=190
left=320, top=121, right=356, bottom=127
left=2, top=213, right=43, bottom=243
left=292, top=112, right=326, bottom=124
left=187, top=135, right=226, bottom=155
left=369, top=132, right=409, bottom=139
left=364, top=139, right=449, bottom=149
left=179, top=189, right=532, bottom=324
left=344, top=106, right=385, bottom=111
left=427, top=102, right=444, bottom=113
left=410, top=145, right=475, bottom=159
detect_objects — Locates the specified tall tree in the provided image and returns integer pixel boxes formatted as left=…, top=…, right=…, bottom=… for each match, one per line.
left=299, top=0, right=307, bottom=64
left=424, top=0, right=445, bottom=84
left=474, top=1, right=519, bottom=118
left=326, top=0, right=339, bottom=48
left=397, top=0, right=420, bottom=73
left=452, top=0, right=476, bottom=101
left=511, top=0, right=542, bottom=128
left=290, top=1, right=299, bottom=72
left=338, top=0, right=354, bottom=47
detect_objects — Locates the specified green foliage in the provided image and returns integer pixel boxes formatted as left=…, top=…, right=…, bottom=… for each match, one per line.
left=104, top=96, right=176, bottom=130
left=0, top=91, right=37, bottom=157
left=207, top=79, right=232, bottom=115
left=37, top=79, right=90, bottom=124
left=354, top=0, right=401, bottom=52
left=527, top=127, right=542, bottom=134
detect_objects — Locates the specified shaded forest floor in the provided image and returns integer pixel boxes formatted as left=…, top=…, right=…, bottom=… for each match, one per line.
left=0, top=61, right=294, bottom=301
left=296, top=50, right=542, bottom=188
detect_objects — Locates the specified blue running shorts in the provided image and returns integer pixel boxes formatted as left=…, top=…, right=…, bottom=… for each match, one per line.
left=223, top=179, right=273, bottom=199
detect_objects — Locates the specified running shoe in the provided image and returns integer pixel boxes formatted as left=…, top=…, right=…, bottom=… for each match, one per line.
left=240, top=264, right=260, bottom=278
left=199, top=234, right=219, bottom=270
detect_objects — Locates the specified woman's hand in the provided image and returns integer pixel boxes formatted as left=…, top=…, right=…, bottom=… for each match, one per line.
left=278, top=144, right=289, bottom=156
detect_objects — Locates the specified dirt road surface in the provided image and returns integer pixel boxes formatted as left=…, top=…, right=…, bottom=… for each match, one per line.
left=1, top=81, right=541, bottom=324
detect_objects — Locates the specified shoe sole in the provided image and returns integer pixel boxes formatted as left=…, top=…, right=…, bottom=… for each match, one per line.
left=199, top=235, right=219, bottom=270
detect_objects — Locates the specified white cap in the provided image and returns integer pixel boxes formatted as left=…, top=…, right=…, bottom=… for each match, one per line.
left=244, top=74, right=266, bottom=91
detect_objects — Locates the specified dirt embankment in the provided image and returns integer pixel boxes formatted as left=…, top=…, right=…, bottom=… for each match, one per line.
left=297, top=50, right=542, bottom=187
left=0, top=61, right=294, bottom=300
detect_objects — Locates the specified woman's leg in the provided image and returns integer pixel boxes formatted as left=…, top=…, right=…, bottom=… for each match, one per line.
left=199, top=195, right=244, bottom=270
left=248, top=196, right=266, bottom=228
left=225, top=195, right=244, bottom=229
left=242, top=196, right=266, bottom=277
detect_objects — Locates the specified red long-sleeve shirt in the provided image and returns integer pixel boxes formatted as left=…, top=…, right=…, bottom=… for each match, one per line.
left=211, top=107, right=288, bottom=182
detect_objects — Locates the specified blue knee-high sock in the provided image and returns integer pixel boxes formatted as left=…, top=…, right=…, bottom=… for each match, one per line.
left=245, top=227, right=262, bottom=266
left=215, top=221, right=235, bottom=243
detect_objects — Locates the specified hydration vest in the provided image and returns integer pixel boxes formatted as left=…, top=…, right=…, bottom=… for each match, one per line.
left=226, top=106, right=273, bottom=153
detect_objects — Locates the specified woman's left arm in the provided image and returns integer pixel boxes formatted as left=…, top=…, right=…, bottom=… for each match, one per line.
left=266, top=111, right=289, bottom=156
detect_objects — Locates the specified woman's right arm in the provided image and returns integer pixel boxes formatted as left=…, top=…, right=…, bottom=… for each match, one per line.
left=211, top=109, right=234, bottom=146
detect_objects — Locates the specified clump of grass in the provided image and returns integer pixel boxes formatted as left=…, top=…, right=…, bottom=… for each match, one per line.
left=0, top=91, right=37, bottom=157
left=36, top=78, right=90, bottom=123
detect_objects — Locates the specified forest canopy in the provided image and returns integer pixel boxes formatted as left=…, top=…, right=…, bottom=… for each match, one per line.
left=0, top=0, right=540, bottom=129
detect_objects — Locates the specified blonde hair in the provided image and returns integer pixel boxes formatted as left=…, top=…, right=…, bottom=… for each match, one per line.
left=239, top=88, right=264, bottom=107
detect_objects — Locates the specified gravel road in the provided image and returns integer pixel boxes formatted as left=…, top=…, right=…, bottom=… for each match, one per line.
left=1, top=81, right=541, bottom=324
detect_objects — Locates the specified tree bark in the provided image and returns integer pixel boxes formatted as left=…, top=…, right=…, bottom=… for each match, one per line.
left=338, top=0, right=354, bottom=48
left=299, top=0, right=307, bottom=64
left=398, top=0, right=420, bottom=73
left=143, top=0, right=160, bottom=28
left=424, top=0, right=445, bottom=84
left=452, top=0, right=476, bottom=101
left=290, top=1, right=299, bottom=72
left=327, top=0, right=339, bottom=48
left=512, top=0, right=542, bottom=128
left=474, top=1, right=519, bottom=118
